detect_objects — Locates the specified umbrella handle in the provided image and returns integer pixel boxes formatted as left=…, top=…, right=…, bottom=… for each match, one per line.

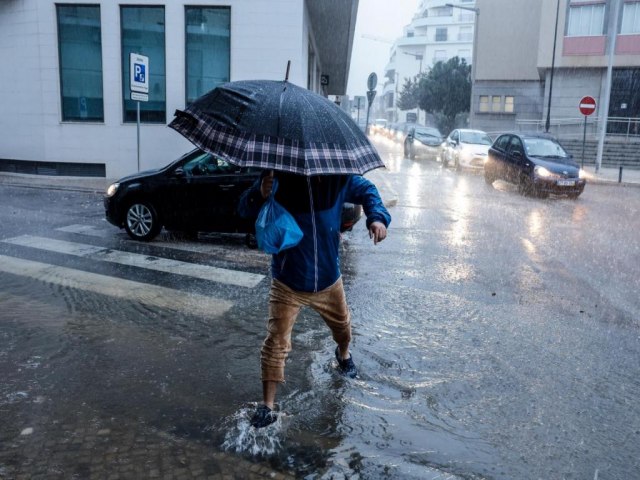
left=285, top=61, right=291, bottom=81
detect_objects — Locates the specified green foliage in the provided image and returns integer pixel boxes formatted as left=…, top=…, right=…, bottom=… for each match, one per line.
left=416, top=57, right=471, bottom=133
left=397, top=76, right=420, bottom=111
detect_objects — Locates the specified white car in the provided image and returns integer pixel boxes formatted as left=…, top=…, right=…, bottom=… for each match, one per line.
left=442, top=129, right=493, bottom=170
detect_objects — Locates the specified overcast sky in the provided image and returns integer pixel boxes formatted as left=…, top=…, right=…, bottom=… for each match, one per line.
left=347, top=0, right=420, bottom=97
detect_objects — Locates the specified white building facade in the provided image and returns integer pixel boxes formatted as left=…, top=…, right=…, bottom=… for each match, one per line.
left=382, top=0, right=476, bottom=124
left=0, top=0, right=358, bottom=179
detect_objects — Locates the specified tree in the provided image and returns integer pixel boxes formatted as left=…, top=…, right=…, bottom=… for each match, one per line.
left=416, top=57, right=471, bottom=133
left=397, top=76, right=419, bottom=111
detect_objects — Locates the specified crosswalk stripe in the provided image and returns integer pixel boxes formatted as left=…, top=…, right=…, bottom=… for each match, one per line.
left=0, top=254, right=233, bottom=318
left=56, top=224, right=108, bottom=237
left=2, top=235, right=264, bottom=288
left=56, top=224, right=251, bottom=256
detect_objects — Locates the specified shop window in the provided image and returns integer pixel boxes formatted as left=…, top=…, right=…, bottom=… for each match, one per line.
left=121, top=6, right=166, bottom=123
left=185, top=7, right=230, bottom=104
left=57, top=5, right=104, bottom=122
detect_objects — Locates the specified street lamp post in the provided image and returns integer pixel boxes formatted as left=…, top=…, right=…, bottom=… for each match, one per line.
left=446, top=3, right=479, bottom=127
left=545, top=0, right=561, bottom=133
left=403, top=51, right=424, bottom=123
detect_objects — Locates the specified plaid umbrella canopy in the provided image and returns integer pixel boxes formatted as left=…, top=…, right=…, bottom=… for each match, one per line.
left=168, top=80, right=385, bottom=176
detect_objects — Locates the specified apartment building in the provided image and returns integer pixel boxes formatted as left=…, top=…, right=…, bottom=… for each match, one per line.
left=382, top=0, right=476, bottom=124
left=471, top=0, right=640, bottom=136
left=0, top=0, right=358, bottom=179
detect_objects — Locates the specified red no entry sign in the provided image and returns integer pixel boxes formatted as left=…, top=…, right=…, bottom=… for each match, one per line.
left=579, top=96, right=596, bottom=116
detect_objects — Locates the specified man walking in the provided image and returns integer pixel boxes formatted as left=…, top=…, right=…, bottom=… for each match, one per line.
left=239, top=171, right=390, bottom=428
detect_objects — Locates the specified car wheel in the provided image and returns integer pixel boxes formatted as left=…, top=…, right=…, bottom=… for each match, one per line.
left=409, top=144, right=416, bottom=160
left=484, top=168, right=495, bottom=185
left=454, top=156, right=461, bottom=172
left=568, top=192, right=581, bottom=200
left=124, top=201, right=162, bottom=241
left=404, top=144, right=409, bottom=158
left=442, top=154, right=449, bottom=167
left=517, top=175, right=535, bottom=197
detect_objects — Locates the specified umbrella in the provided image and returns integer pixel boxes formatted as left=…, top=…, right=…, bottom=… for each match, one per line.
left=168, top=79, right=384, bottom=176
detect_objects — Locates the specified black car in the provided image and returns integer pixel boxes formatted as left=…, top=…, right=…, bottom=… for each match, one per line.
left=104, top=149, right=362, bottom=241
left=403, top=126, right=443, bottom=160
left=484, top=132, right=586, bottom=199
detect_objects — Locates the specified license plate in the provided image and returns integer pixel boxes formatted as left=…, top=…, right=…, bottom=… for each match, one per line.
left=557, top=179, right=575, bottom=187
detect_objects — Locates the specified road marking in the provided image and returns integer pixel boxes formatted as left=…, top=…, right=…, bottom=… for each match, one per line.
left=56, top=224, right=109, bottom=237
left=0, top=254, right=233, bottom=318
left=57, top=224, right=251, bottom=255
left=2, top=235, right=264, bottom=288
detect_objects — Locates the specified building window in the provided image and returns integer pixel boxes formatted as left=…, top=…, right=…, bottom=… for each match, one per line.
left=56, top=5, right=103, bottom=122
left=622, top=2, right=640, bottom=34
left=121, top=6, right=166, bottom=123
left=433, top=50, right=447, bottom=64
left=458, top=26, right=473, bottom=42
left=185, top=7, right=230, bottom=104
left=458, top=49, right=471, bottom=65
left=432, top=6, right=453, bottom=17
left=479, top=95, right=489, bottom=112
left=567, top=3, right=605, bottom=36
left=492, top=95, right=501, bottom=112
left=435, top=27, right=448, bottom=42
left=505, top=96, right=514, bottom=113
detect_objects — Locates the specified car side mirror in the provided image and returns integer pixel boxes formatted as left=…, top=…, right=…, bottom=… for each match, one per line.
left=512, top=151, right=523, bottom=159
left=450, top=140, right=457, bottom=146
left=173, top=167, right=185, bottom=178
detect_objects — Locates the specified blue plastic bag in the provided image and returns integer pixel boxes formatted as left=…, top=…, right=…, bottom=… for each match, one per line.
left=255, top=178, right=303, bottom=254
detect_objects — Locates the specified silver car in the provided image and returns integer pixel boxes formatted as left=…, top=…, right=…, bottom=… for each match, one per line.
left=442, top=129, right=493, bottom=171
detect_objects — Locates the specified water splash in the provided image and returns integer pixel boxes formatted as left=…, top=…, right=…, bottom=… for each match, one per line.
left=221, top=404, right=284, bottom=457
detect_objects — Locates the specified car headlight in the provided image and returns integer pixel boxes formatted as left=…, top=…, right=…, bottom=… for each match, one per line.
left=106, top=183, right=120, bottom=197
left=579, top=169, right=587, bottom=179
left=534, top=166, right=559, bottom=179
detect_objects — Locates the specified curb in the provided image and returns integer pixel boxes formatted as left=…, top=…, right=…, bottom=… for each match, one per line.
left=0, top=172, right=109, bottom=194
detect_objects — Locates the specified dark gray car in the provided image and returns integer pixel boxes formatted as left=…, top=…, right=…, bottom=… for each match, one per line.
left=484, top=132, right=586, bottom=199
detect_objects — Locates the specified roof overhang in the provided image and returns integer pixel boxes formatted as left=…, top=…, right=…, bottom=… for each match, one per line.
left=306, top=0, right=359, bottom=95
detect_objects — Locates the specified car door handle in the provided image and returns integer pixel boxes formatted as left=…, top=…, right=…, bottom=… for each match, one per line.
left=219, top=184, right=235, bottom=188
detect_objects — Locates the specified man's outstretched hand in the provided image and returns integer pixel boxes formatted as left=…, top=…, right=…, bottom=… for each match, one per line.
left=369, top=221, right=387, bottom=245
left=260, top=171, right=274, bottom=199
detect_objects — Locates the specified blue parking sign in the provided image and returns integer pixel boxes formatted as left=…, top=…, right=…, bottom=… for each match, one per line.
left=134, top=63, right=145, bottom=83
left=130, top=53, right=149, bottom=93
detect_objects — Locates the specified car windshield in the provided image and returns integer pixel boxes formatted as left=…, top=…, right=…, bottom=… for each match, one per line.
left=523, top=138, right=569, bottom=158
left=460, top=131, right=492, bottom=145
left=414, top=128, right=441, bottom=139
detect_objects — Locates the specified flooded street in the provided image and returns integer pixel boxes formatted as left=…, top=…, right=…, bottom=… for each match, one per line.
left=1, top=138, right=640, bottom=479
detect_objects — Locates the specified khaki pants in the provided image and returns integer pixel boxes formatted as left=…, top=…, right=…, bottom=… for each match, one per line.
left=261, top=277, right=351, bottom=383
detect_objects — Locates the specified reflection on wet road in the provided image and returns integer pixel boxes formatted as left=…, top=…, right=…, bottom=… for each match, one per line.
left=1, top=137, right=639, bottom=479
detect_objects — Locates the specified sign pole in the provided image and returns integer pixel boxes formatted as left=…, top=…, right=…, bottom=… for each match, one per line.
left=366, top=72, right=378, bottom=136
left=578, top=95, right=596, bottom=170
left=137, top=102, right=141, bottom=172
left=581, top=115, right=586, bottom=169
left=130, top=52, right=149, bottom=172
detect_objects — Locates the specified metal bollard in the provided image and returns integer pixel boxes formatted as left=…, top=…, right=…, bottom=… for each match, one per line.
left=619, top=166, right=623, bottom=183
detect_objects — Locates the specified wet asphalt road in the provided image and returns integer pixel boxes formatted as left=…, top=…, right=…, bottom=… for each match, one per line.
left=1, top=137, right=639, bottom=479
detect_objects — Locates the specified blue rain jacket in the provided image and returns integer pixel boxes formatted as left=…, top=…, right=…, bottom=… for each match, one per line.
left=238, top=172, right=391, bottom=293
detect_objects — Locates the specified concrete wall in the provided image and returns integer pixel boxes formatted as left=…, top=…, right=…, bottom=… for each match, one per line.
left=0, top=0, right=312, bottom=179
left=474, top=0, right=541, bottom=82
left=472, top=80, right=543, bottom=134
